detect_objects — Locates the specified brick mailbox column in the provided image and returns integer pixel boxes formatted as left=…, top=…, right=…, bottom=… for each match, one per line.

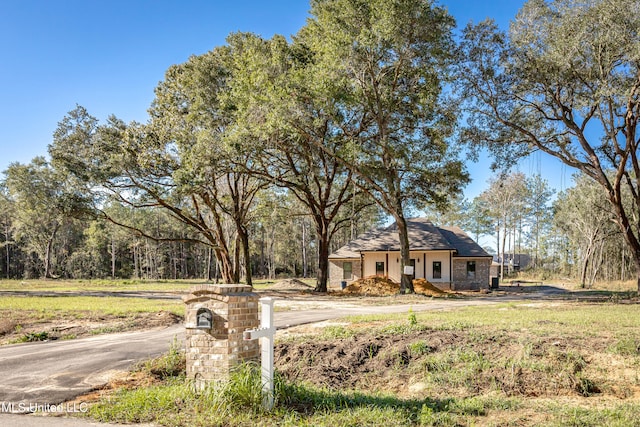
left=183, top=284, right=260, bottom=390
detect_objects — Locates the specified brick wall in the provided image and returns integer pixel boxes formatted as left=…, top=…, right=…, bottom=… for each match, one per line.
left=451, top=258, right=491, bottom=291
left=183, top=284, right=259, bottom=389
left=328, top=259, right=362, bottom=289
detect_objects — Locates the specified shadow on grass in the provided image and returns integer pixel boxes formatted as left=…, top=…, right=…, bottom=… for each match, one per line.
left=499, top=285, right=638, bottom=302
left=278, top=381, right=497, bottom=420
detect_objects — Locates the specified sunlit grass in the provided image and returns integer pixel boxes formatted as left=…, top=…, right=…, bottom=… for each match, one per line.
left=347, top=302, right=640, bottom=336
left=0, top=278, right=312, bottom=292
left=0, top=295, right=183, bottom=317
left=0, top=279, right=202, bottom=292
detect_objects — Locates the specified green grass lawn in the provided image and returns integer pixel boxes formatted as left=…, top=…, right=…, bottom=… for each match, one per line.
left=0, top=295, right=184, bottom=318
left=0, top=278, right=201, bottom=292
left=0, top=277, right=314, bottom=292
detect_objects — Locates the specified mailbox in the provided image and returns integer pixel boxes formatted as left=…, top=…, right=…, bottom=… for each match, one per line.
left=196, top=308, right=213, bottom=330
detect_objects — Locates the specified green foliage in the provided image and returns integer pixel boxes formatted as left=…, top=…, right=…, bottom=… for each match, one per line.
left=457, top=0, right=640, bottom=288
left=554, top=173, right=624, bottom=288
left=609, top=337, right=640, bottom=356
left=319, top=325, right=358, bottom=340
left=380, top=321, right=429, bottom=336
left=407, top=307, right=417, bottom=326
left=18, top=331, right=49, bottom=342
left=139, top=337, right=185, bottom=380
left=407, top=340, right=433, bottom=357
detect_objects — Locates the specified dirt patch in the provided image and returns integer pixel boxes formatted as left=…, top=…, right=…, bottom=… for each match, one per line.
left=343, top=276, right=401, bottom=296
left=343, top=276, right=451, bottom=297
left=0, top=310, right=182, bottom=345
left=412, top=278, right=446, bottom=296
left=268, top=279, right=315, bottom=292
left=274, top=326, right=618, bottom=399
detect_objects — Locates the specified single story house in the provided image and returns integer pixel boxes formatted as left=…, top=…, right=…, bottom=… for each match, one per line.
left=329, top=218, right=493, bottom=291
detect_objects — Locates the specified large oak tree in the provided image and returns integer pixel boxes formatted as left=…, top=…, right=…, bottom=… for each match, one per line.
left=457, top=0, right=640, bottom=290
left=303, top=0, right=469, bottom=292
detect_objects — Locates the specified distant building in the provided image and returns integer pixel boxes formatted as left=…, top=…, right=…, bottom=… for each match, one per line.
left=490, top=254, right=533, bottom=277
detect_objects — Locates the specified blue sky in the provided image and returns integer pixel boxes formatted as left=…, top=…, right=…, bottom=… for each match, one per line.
left=0, top=0, right=567, bottom=199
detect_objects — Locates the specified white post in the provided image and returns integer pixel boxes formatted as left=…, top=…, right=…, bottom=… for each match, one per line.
left=243, top=297, right=276, bottom=410
left=259, top=297, right=274, bottom=410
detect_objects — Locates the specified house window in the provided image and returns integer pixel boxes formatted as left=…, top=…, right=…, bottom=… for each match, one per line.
left=433, top=261, right=442, bottom=279
left=375, top=261, right=385, bottom=276
left=343, top=262, right=353, bottom=280
left=467, top=261, right=476, bottom=279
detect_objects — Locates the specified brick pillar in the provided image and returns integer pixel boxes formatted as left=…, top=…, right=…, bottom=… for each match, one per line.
left=183, top=284, right=260, bottom=390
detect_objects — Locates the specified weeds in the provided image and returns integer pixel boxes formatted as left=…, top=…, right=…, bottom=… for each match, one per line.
left=319, top=325, right=357, bottom=340
left=609, top=337, right=640, bottom=356
left=407, top=307, right=417, bottom=326
left=138, top=337, right=185, bottom=380
left=19, top=331, right=49, bottom=342
left=407, top=340, right=433, bottom=356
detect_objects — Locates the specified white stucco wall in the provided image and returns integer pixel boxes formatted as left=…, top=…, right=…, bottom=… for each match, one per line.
left=361, top=251, right=452, bottom=283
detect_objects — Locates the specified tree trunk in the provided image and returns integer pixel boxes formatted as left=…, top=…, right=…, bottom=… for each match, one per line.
left=233, top=235, right=241, bottom=283
left=43, top=225, right=59, bottom=279
left=315, top=222, right=330, bottom=293
left=301, top=219, right=308, bottom=278
left=238, top=225, right=252, bottom=287
left=395, top=214, right=414, bottom=294
left=580, top=251, right=590, bottom=289
left=500, top=219, right=507, bottom=280
left=215, top=247, right=235, bottom=283
left=607, top=192, right=640, bottom=293
left=111, top=235, right=116, bottom=279
left=268, top=226, right=275, bottom=280
left=4, top=221, right=10, bottom=279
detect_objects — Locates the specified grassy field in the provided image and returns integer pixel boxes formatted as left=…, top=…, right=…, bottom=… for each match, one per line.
left=0, top=280, right=188, bottom=344
left=80, top=300, right=640, bottom=426
left=0, top=278, right=318, bottom=344
left=0, top=278, right=206, bottom=292
left=0, top=278, right=316, bottom=292
left=0, top=294, right=184, bottom=344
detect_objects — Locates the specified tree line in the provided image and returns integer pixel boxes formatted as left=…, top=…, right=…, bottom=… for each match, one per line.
left=1, top=0, right=639, bottom=291
left=0, top=168, right=381, bottom=282
left=435, top=170, right=637, bottom=288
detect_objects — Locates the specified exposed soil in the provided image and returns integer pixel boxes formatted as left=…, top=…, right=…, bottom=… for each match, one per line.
left=268, top=278, right=315, bottom=291
left=343, top=276, right=453, bottom=297
left=274, top=323, right=638, bottom=401
left=0, top=310, right=182, bottom=345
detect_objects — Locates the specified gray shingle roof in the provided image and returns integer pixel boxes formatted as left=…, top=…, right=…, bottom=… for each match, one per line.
left=329, top=218, right=491, bottom=259
left=437, top=225, right=491, bottom=257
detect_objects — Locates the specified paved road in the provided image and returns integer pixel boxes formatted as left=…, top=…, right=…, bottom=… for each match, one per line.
left=0, top=326, right=182, bottom=407
left=0, top=413, right=156, bottom=427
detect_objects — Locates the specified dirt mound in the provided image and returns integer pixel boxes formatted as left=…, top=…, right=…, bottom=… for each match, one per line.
left=413, top=278, right=446, bottom=296
left=343, top=276, right=400, bottom=296
left=343, top=276, right=447, bottom=296
left=269, top=279, right=314, bottom=291
left=275, top=328, right=604, bottom=398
